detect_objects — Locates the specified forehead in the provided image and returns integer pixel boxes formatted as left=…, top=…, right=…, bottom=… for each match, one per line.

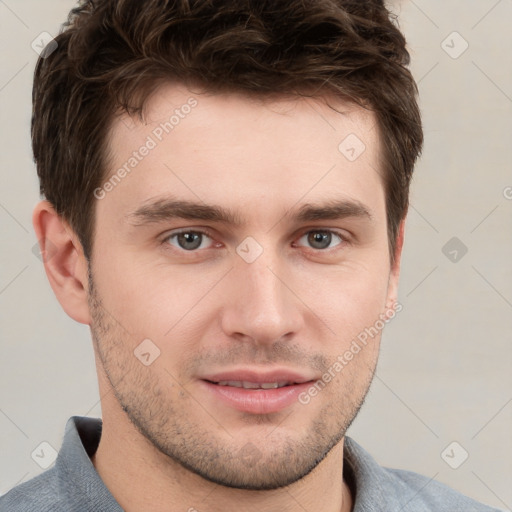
left=101, top=84, right=384, bottom=228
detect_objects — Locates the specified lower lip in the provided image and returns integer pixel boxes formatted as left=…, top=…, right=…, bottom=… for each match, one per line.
left=200, top=380, right=313, bottom=414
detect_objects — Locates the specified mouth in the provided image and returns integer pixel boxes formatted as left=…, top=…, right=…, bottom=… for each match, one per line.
left=206, top=380, right=298, bottom=389
left=199, top=369, right=316, bottom=414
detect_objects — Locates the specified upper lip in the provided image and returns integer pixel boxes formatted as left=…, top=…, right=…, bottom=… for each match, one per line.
left=200, top=368, right=316, bottom=385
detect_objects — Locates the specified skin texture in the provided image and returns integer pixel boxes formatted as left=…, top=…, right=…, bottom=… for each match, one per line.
left=33, top=84, right=404, bottom=512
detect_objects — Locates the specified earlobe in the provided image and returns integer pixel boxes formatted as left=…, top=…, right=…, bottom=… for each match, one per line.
left=32, top=200, right=91, bottom=325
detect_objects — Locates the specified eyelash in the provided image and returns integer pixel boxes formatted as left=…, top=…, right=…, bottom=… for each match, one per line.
left=161, top=228, right=349, bottom=253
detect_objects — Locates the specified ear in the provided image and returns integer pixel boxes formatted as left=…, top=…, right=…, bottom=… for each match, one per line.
left=386, top=217, right=406, bottom=309
left=32, top=200, right=91, bottom=325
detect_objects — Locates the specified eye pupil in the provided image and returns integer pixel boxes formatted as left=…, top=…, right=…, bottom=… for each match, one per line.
left=308, top=231, right=332, bottom=249
left=171, top=230, right=339, bottom=252
left=177, top=232, right=202, bottom=250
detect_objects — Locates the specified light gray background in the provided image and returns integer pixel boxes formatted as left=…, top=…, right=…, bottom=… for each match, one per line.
left=1, top=0, right=511, bottom=508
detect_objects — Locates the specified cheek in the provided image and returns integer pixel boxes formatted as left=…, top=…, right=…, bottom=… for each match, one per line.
left=297, top=260, right=391, bottom=334
left=94, top=236, right=392, bottom=351
left=96, top=256, right=224, bottom=343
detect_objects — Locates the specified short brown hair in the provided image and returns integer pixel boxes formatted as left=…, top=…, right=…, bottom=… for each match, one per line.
left=32, top=0, right=422, bottom=263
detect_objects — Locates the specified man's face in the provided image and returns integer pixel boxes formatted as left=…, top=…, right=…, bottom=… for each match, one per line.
left=88, top=85, right=400, bottom=489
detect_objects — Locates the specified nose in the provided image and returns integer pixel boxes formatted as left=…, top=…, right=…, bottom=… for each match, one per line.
left=219, top=250, right=304, bottom=346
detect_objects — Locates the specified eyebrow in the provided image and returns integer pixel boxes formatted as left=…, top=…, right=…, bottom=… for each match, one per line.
left=125, top=196, right=373, bottom=227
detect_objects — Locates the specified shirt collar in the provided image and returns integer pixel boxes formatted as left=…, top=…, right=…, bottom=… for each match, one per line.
left=60, top=416, right=423, bottom=512
left=55, top=416, right=123, bottom=511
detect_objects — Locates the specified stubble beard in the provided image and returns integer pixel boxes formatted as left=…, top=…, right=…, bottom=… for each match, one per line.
left=87, top=270, right=376, bottom=490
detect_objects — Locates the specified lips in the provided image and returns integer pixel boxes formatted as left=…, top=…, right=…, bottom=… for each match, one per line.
left=199, top=368, right=316, bottom=414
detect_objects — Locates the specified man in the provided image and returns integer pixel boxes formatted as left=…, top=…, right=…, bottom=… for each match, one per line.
left=0, top=0, right=503, bottom=511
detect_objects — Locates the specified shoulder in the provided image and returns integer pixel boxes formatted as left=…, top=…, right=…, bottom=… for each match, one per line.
left=384, top=467, right=503, bottom=511
left=1, top=416, right=123, bottom=512
left=0, top=468, right=68, bottom=512
left=343, top=437, right=504, bottom=512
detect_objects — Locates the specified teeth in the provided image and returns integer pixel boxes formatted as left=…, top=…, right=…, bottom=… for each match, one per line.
left=242, top=381, right=261, bottom=389
left=216, top=381, right=291, bottom=389
left=217, top=380, right=243, bottom=387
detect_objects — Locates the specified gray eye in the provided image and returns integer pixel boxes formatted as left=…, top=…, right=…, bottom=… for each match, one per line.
left=169, top=231, right=209, bottom=251
left=296, top=230, right=343, bottom=250
left=177, top=232, right=202, bottom=250
left=307, top=231, right=332, bottom=249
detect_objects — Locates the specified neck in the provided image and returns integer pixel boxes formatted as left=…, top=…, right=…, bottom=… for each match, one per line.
left=91, top=361, right=352, bottom=512
left=91, top=405, right=352, bottom=512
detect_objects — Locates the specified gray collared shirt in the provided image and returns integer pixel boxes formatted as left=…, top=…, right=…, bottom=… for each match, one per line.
left=0, top=416, right=504, bottom=511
